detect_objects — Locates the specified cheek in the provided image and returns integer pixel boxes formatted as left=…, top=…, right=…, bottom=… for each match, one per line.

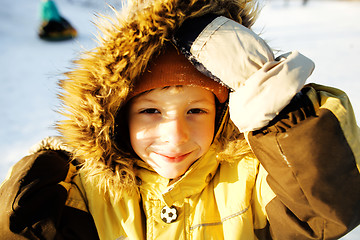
left=129, top=119, right=156, bottom=154
left=128, top=119, right=144, bottom=154
left=191, top=119, right=215, bottom=149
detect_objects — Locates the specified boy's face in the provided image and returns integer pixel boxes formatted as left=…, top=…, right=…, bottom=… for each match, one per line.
left=128, top=86, right=216, bottom=179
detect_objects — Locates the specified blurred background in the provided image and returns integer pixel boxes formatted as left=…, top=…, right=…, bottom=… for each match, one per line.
left=0, top=0, right=359, bottom=238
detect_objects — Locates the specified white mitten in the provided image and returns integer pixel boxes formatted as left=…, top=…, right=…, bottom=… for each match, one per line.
left=229, top=51, right=315, bottom=132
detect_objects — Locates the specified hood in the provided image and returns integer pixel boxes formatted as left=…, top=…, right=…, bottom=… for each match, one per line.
left=57, top=0, right=258, bottom=200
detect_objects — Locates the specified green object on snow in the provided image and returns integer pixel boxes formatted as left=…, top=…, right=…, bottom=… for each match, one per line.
left=40, top=0, right=62, bottom=22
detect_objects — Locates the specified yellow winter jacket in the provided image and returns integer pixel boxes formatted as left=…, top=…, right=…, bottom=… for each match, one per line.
left=70, top=133, right=273, bottom=240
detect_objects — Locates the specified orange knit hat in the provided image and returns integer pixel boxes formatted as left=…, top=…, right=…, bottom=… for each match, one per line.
left=128, top=45, right=229, bottom=103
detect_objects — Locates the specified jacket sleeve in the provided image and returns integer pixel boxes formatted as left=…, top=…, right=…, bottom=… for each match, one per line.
left=247, top=84, right=360, bottom=239
left=0, top=148, right=99, bottom=240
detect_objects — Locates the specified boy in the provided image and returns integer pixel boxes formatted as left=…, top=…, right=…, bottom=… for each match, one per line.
left=1, top=0, right=359, bottom=239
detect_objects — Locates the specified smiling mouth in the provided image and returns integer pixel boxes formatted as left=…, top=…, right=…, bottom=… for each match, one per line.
left=154, top=152, right=192, bottom=163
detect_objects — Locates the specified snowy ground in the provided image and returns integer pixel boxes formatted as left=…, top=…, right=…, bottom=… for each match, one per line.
left=0, top=0, right=359, bottom=238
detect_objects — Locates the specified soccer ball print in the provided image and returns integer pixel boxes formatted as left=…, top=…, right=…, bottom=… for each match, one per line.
left=161, top=205, right=178, bottom=224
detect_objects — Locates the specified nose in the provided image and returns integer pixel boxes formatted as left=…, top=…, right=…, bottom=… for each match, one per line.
left=159, top=117, right=189, bottom=145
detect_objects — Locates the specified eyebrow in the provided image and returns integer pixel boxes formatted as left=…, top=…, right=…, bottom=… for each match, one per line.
left=135, top=98, right=213, bottom=104
left=136, top=98, right=157, bottom=103
left=132, top=91, right=215, bottom=106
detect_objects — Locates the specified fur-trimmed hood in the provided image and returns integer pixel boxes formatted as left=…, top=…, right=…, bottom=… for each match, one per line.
left=57, top=0, right=258, bottom=199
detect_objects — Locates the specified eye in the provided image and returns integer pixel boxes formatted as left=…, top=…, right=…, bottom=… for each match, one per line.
left=187, top=108, right=207, bottom=114
left=139, top=108, right=161, bottom=114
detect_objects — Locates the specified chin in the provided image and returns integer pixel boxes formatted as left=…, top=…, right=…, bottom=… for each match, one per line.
left=158, top=169, right=185, bottom=179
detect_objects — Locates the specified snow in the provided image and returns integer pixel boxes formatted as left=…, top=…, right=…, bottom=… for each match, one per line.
left=0, top=0, right=359, bottom=238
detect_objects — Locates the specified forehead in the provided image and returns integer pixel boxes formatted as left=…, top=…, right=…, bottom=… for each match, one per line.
left=131, top=85, right=215, bottom=104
